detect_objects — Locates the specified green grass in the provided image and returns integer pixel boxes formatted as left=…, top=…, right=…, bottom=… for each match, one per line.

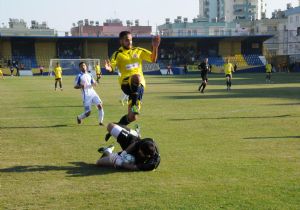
left=0, top=73, right=300, bottom=210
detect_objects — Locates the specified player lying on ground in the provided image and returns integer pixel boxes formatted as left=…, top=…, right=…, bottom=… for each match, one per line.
left=96, top=123, right=160, bottom=171
left=74, top=61, right=104, bottom=126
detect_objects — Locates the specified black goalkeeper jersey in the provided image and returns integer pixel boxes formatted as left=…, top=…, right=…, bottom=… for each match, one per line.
left=130, top=139, right=160, bottom=171
left=199, top=62, right=210, bottom=76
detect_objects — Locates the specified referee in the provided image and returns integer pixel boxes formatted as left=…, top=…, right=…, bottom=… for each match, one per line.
left=198, top=58, right=211, bottom=93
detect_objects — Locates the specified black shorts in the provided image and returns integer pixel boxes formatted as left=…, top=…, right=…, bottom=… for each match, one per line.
left=117, top=129, right=139, bottom=150
left=201, top=74, right=208, bottom=82
left=225, top=74, right=232, bottom=79
left=121, top=77, right=144, bottom=101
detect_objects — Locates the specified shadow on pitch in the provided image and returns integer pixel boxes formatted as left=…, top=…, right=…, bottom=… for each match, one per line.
left=0, top=124, right=95, bottom=129
left=0, top=162, right=130, bottom=177
left=165, top=87, right=300, bottom=101
left=267, top=103, right=300, bottom=106
left=174, top=73, right=300, bottom=86
left=244, top=136, right=300, bottom=140
left=19, top=105, right=82, bottom=109
left=169, top=114, right=291, bottom=121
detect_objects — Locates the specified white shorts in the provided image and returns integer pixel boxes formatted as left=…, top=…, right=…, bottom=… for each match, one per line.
left=83, top=94, right=102, bottom=111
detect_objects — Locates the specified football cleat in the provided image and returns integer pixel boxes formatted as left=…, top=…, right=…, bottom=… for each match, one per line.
left=131, top=105, right=140, bottom=114
left=98, top=145, right=115, bottom=155
left=77, top=116, right=82, bottom=124
left=105, top=133, right=111, bottom=141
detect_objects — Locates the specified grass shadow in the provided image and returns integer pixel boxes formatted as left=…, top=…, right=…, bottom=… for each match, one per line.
left=164, top=87, right=300, bottom=100
left=244, top=136, right=300, bottom=140
left=0, top=162, right=132, bottom=177
left=268, top=103, right=300, bottom=106
left=19, top=105, right=82, bottom=109
left=0, top=124, right=96, bottom=129
left=0, top=124, right=68, bottom=129
left=169, top=114, right=292, bottom=121
left=174, top=73, right=300, bottom=86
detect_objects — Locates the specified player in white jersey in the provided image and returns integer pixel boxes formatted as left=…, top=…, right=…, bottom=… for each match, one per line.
left=74, top=62, right=104, bottom=126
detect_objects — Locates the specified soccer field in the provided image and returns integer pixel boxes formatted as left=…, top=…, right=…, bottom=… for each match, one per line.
left=0, top=73, right=300, bottom=209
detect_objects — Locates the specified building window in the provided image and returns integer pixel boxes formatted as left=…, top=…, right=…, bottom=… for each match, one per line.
left=296, top=16, right=299, bottom=23
left=290, top=16, right=293, bottom=23
left=297, top=27, right=300, bottom=36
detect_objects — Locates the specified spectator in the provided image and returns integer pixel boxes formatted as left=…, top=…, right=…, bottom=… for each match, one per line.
left=167, top=63, right=172, bottom=75
left=39, top=65, right=44, bottom=76
left=10, top=65, right=14, bottom=76
left=183, top=64, right=188, bottom=74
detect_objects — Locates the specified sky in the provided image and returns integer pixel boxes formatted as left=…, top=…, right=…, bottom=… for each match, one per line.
left=0, top=0, right=298, bottom=33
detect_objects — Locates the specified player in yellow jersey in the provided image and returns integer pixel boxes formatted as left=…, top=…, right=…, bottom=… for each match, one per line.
left=104, top=31, right=160, bottom=130
left=0, top=65, right=4, bottom=79
left=224, top=59, right=234, bottom=91
left=54, top=62, right=63, bottom=91
left=265, top=62, right=272, bottom=83
left=95, top=62, right=102, bottom=83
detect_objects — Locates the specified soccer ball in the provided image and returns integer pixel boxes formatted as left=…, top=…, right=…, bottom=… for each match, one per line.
left=123, top=154, right=135, bottom=164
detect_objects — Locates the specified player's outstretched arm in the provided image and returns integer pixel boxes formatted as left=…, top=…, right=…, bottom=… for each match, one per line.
left=104, top=59, right=113, bottom=72
left=151, top=35, right=161, bottom=63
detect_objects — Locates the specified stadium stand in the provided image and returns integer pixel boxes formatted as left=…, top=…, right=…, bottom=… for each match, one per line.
left=0, top=35, right=273, bottom=75
left=243, top=54, right=264, bottom=66
left=35, top=42, right=56, bottom=66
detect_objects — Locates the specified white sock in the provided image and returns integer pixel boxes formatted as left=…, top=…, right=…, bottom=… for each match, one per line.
left=98, top=108, right=104, bottom=123
left=106, top=148, right=113, bottom=154
left=121, top=93, right=128, bottom=101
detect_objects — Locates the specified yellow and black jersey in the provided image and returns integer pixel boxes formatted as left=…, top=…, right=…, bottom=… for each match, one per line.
left=54, top=67, right=62, bottom=79
left=95, top=64, right=101, bottom=75
left=110, top=46, right=152, bottom=87
left=266, top=64, right=272, bottom=73
left=224, top=63, right=233, bottom=75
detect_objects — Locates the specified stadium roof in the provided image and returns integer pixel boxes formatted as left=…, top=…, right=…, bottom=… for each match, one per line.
left=0, top=34, right=272, bottom=41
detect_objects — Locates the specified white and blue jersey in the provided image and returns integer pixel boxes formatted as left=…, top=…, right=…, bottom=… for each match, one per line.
left=75, top=72, right=102, bottom=108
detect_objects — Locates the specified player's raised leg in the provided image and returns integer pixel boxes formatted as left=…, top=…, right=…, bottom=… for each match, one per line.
left=77, top=106, right=91, bottom=124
